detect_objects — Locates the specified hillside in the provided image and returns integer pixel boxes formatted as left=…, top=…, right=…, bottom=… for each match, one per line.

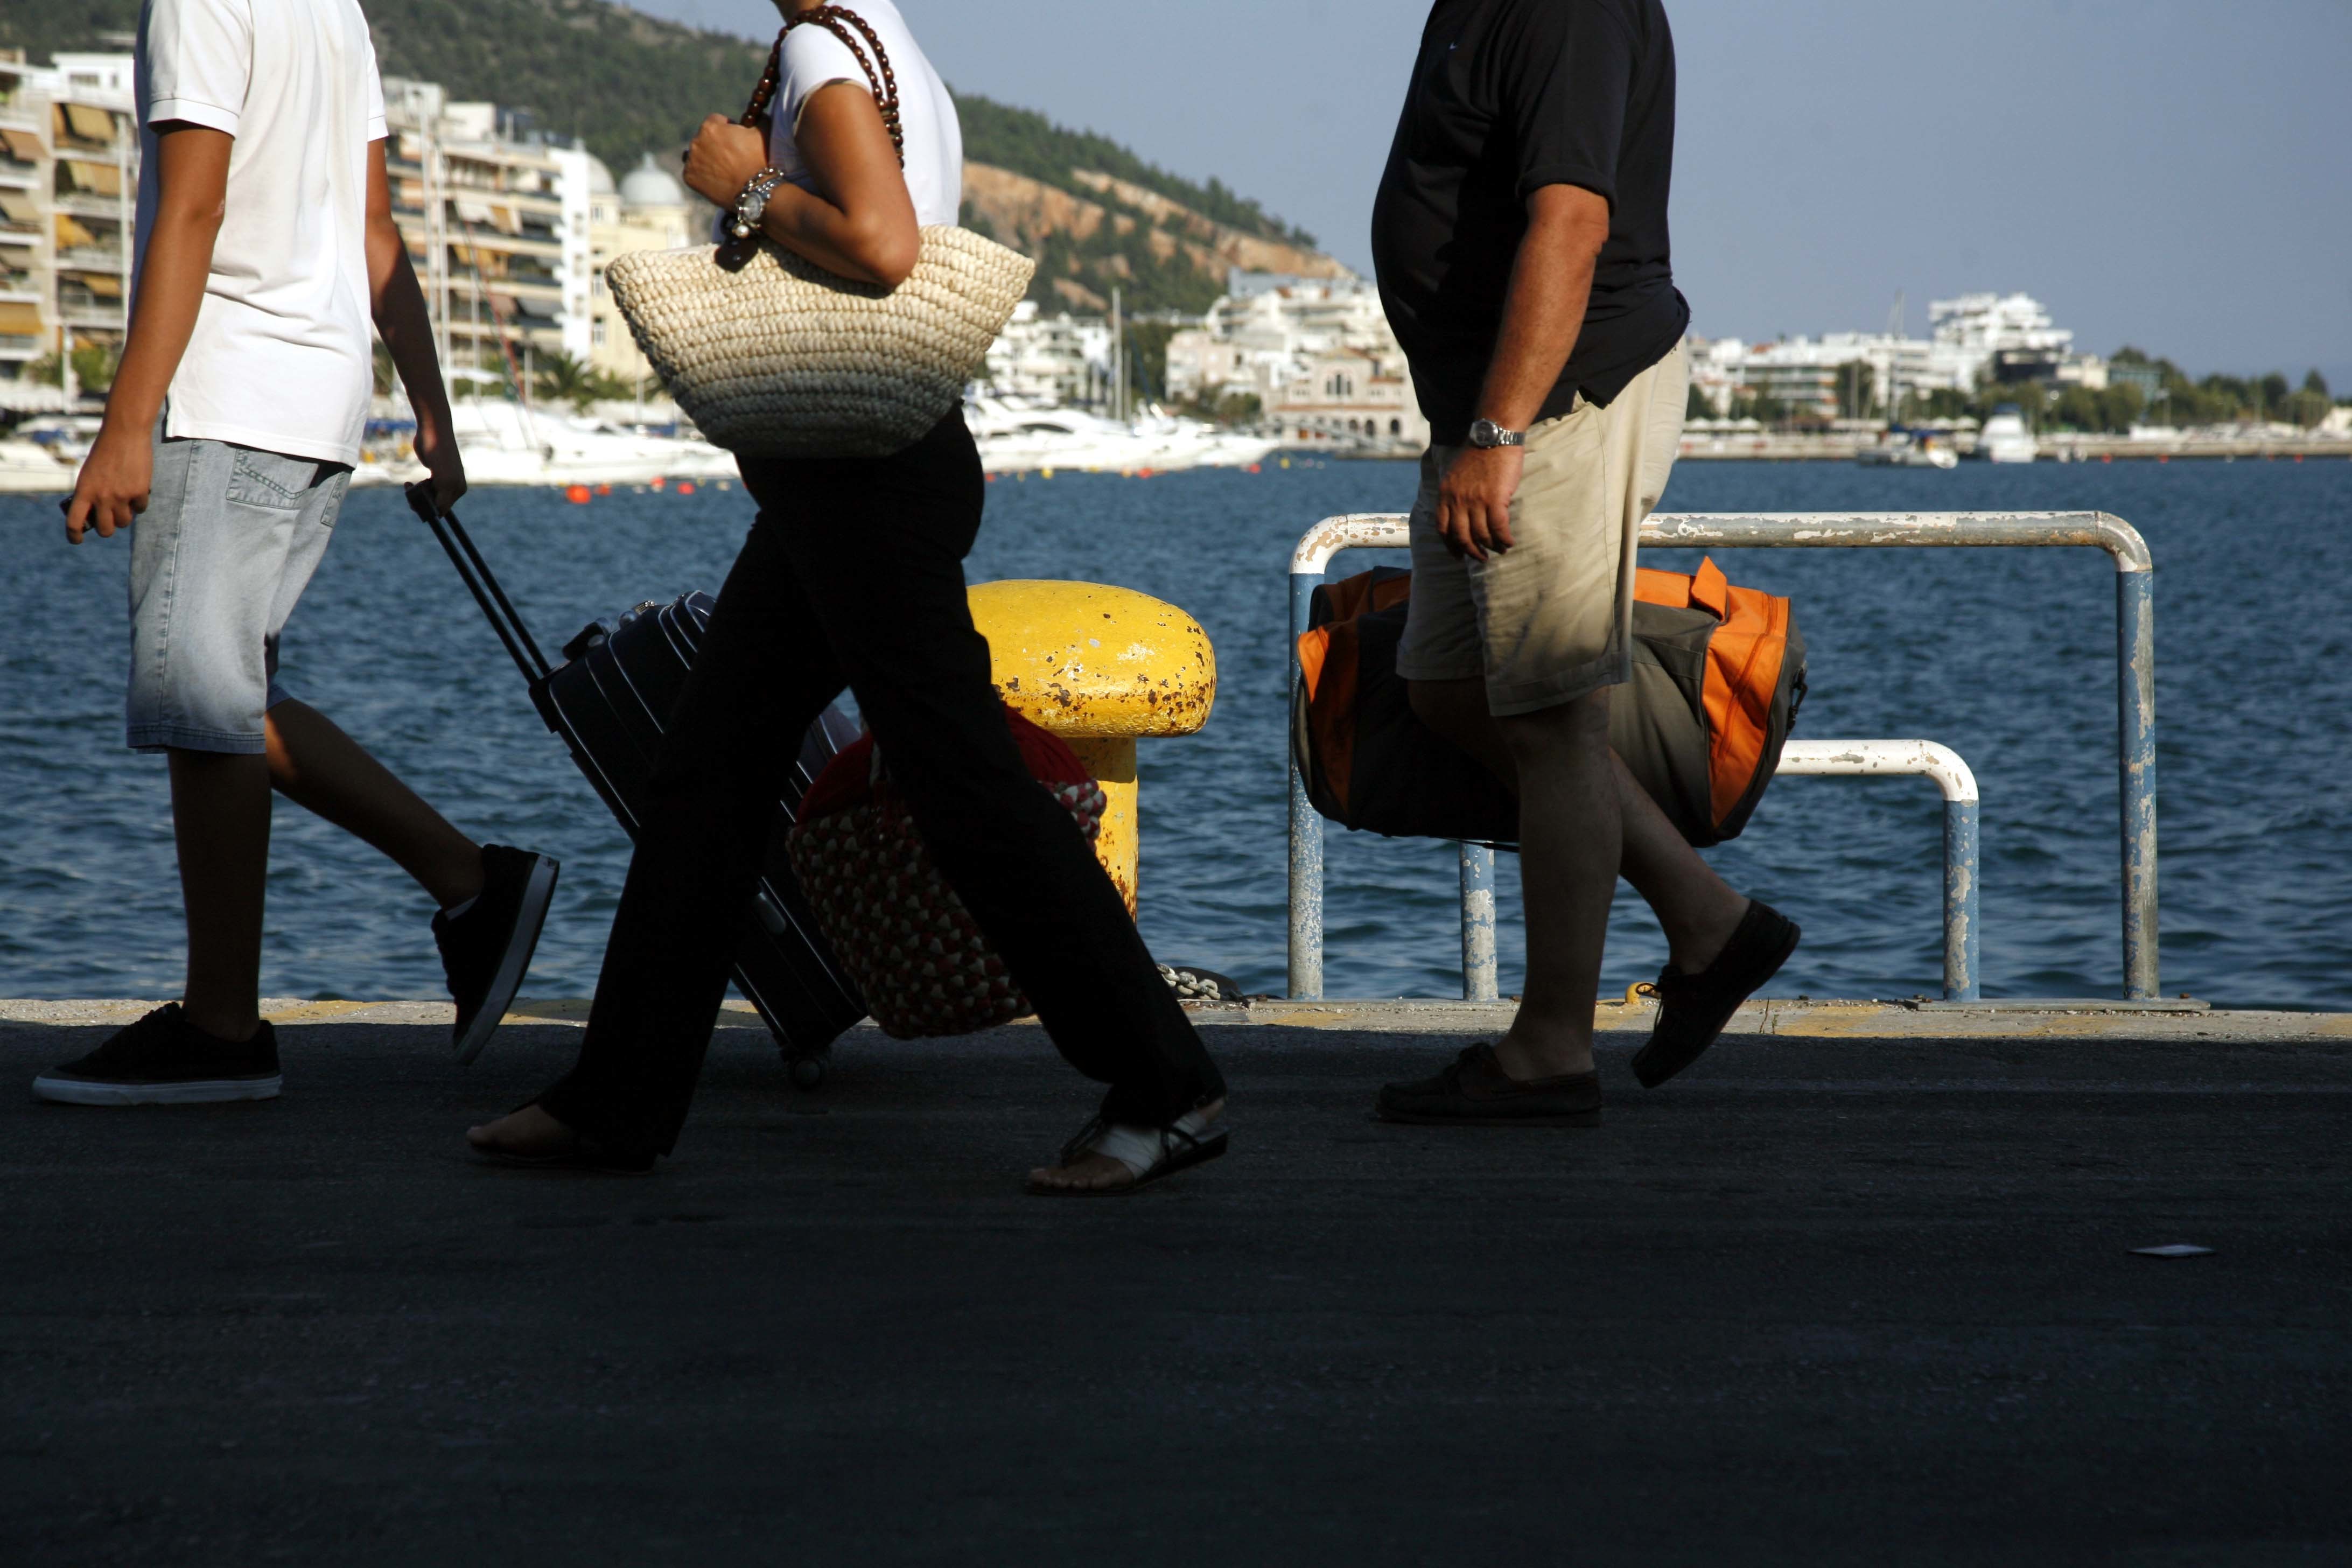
left=3, top=0, right=1339, bottom=312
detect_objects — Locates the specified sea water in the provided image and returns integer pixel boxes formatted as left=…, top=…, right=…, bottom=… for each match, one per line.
left=3, top=457, right=2347, bottom=1009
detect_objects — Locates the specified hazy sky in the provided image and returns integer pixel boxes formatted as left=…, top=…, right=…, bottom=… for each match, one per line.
left=629, top=0, right=2351, bottom=387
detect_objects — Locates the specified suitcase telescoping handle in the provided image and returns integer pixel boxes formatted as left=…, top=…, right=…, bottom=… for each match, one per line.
left=404, top=483, right=553, bottom=686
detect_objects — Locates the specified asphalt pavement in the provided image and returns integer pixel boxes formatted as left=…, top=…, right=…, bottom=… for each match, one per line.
left=3, top=1014, right=2347, bottom=1565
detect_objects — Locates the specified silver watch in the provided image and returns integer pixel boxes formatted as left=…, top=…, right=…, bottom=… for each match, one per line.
left=729, top=169, right=789, bottom=240
left=1467, top=418, right=1525, bottom=449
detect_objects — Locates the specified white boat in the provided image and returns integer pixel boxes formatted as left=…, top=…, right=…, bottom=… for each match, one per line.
left=353, top=399, right=738, bottom=488
left=1856, top=428, right=1958, bottom=469
left=0, top=437, right=74, bottom=494
left=965, top=393, right=1278, bottom=475
left=1969, top=406, right=2040, bottom=464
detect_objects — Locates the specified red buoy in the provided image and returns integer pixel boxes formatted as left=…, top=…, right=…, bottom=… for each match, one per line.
left=564, top=484, right=592, bottom=505
left=677, top=481, right=697, bottom=495
left=649, top=475, right=668, bottom=491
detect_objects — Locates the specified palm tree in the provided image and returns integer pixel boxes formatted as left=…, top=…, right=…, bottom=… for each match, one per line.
left=531, top=348, right=624, bottom=412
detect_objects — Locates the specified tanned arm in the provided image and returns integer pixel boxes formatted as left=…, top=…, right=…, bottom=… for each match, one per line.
left=679, top=82, right=920, bottom=288
left=1436, top=182, right=1613, bottom=562
left=366, top=139, right=465, bottom=514
left=64, top=124, right=231, bottom=545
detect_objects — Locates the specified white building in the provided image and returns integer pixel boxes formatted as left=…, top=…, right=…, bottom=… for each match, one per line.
left=1927, top=291, right=2074, bottom=387
left=383, top=80, right=592, bottom=375
left=983, top=300, right=1114, bottom=405
left=0, top=48, right=137, bottom=409
left=584, top=152, right=698, bottom=383
left=1163, top=272, right=1427, bottom=448
left=1690, top=292, right=2102, bottom=419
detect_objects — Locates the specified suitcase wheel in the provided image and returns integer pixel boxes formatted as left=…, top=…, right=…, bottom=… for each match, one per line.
left=785, top=1052, right=827, bottom=1090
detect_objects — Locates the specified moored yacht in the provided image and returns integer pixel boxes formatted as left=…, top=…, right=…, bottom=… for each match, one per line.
left=965, top=393, right=1278, bottom=475
left=0, top=436, right=73, bottom=493
left=1856, top=427, right=1959, bottom=469
left=1969, top=405, right=2040, bottom=464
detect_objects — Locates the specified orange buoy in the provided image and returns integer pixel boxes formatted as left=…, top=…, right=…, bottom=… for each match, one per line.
left=649, top=475, right=668, bottom=491
left=564, top=484, right=592, bottom=505
left=677, top=481, right=697, bottom=495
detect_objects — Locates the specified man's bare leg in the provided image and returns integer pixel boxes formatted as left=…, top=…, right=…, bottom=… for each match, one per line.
left=1410, top=676, right=1748, bottom=977
left=1489, top=689, right=1620, bottom=1080
left=264, top=699, right=483, bottom=909
left=169, top=749, right=273, bottom=1042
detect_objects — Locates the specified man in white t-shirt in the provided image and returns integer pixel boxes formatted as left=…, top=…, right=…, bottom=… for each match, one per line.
left=38, top=0, right=559, bottom=1106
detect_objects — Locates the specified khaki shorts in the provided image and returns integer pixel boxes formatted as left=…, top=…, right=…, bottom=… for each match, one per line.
left=1395, top=341, right=1689, bottom=716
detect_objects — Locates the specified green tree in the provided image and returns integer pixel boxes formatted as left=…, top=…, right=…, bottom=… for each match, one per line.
left=530, top=348, right=625, bottom=411
left=26, top=342, right=117, bottom=393
left=1685, top=383, right=1715, bottom=422
left=1835, top=360, right=1875, bottom=420
left=1177, top=388, right=1262, bottom=425
left=2302, top=368, right=2330, bottom=400
left=1122, top=319, right=1181, bottom=404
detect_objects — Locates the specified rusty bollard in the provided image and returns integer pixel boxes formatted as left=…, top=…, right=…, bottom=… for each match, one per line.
left=965, top=580, right=1217, bottom=915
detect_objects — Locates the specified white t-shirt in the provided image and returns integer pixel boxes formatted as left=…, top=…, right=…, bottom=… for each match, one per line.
left=767, top=0, right=962, bottom=227
left=134, top=0, right=387, bottom=467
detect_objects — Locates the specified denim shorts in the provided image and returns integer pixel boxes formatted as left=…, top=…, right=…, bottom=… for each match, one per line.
left=125, top=436, right=352, bottom=754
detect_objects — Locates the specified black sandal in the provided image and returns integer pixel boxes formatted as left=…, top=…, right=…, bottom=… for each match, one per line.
left=1029, top=1107, right=1228, bottom=1196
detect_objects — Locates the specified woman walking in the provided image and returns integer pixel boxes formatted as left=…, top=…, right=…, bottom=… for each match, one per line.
left=467, top=0, right=1227, bottom=1190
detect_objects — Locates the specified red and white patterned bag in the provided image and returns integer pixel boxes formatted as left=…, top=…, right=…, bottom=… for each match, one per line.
left=785, top=709, right=1106, bottom=1038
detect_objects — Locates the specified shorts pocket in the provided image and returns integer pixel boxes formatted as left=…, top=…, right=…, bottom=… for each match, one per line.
left=225, top=449, right=312, bottom=511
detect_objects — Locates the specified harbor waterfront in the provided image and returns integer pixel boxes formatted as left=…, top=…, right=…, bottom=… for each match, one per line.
left=5, top=457, right=2349, bottom=1010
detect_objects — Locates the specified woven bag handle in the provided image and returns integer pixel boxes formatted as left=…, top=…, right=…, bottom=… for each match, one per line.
left=740, top=7, right=906, bottom=168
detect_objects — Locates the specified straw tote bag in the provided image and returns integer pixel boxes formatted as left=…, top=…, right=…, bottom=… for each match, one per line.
left=605, top=7, right=1034, bottom=459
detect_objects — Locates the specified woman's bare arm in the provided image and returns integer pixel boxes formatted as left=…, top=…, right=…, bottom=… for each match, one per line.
left=680, top=83, right=920, bottom=287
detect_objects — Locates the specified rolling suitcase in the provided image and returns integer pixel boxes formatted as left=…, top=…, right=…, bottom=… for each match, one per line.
left=405, top=485, right=867, bottom=1087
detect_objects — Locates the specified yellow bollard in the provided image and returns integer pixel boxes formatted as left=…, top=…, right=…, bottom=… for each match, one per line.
left=966, top=580, right=1217, bottom=916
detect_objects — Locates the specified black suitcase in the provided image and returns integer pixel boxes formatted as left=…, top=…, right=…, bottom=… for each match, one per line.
left=406, top=485, right=866, bottom=1087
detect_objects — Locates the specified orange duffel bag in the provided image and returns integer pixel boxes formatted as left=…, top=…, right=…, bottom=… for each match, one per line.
left=1293, top=557, right=1807, bottom=848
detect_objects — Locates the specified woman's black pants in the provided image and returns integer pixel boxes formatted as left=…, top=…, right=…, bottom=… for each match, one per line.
left=537, top=412, right=1224, bottom=1158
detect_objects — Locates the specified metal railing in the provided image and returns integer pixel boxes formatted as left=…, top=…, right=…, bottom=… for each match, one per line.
left=1287, top=510, right=2159, bottom=1002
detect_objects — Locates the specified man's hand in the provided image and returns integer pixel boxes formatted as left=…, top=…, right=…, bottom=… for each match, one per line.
left=412, top=417, right=467, bottom=516
left=681, top=115, right=768, bottom=210
left=1436, top=443, right=1524, bottom=563
left=64, top=425, right=155, bottom=545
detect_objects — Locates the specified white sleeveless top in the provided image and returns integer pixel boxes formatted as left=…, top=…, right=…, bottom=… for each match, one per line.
left=766, top=0, right=962, bottom=226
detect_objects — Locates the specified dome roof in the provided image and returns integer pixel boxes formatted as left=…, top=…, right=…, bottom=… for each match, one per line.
left=586, top=153, right=618, bottom=195
left=619, top=151, right=688, bottom=209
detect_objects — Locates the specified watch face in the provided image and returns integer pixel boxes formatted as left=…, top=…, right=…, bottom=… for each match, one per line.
left=1470, top=419, right=1499, bottom=446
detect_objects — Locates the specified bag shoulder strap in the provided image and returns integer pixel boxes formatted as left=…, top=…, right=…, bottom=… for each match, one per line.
left=743, top=7, right=906, bottom=167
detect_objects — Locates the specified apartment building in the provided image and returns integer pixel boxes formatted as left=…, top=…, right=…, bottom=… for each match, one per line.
left=0, top=50, right=137, bottom=411
left=982, top=300, right=1115, bottom=405
left=584, top=153, right=696, bottom=383
left=1164, top=272, right=1428, bottom=448
left=382, top=79, right=592, bottom=376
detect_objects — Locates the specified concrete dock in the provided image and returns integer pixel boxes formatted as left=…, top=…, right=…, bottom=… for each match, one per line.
left=3, top=999, right=2347, bottom=1564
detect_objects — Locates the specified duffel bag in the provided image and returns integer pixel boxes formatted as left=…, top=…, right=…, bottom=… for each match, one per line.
left=786, top=707, right=1107, bottom=1039
left=1293, top=557, right=1806, bottom=848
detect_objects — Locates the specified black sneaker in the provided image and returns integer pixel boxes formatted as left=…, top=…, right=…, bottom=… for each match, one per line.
left=1375, top=1042, right=1603, bottom=1127
left=434, top=844, right=559, bottom=1065
left=33, top=1004, right=282, bottom=1105
left=1630, top=900, right=1801, bottom=1089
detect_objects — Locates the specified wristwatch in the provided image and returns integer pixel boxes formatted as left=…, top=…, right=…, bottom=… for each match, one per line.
left=1467, top=417, right=1525, bottom=449
left=729, top=168, right=789, bottom=240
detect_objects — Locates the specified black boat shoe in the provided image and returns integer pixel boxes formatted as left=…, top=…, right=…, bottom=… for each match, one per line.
left=434, top=844, right=560, bottom=1064
left=1630, top=900, right=1802, bottom=1088
left=33, top=1004, right=282, bottom=1105
left=1376, top=1042, right=1603, bottom=1127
